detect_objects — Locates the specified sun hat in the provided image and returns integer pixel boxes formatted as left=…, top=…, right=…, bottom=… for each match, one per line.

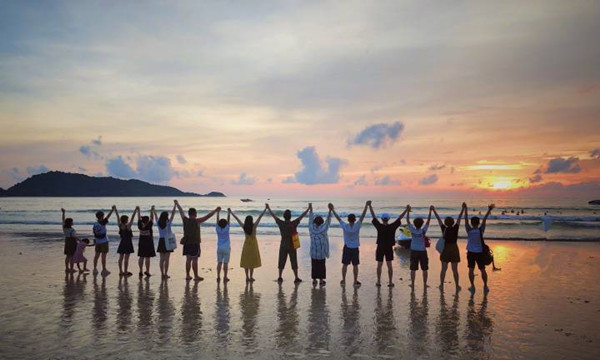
left=380, top=213, right=390, bottom=220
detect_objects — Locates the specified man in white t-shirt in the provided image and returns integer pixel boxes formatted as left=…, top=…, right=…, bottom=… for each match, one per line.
left=92, top=205, right=116, bottom=276
left=407, top=205, right=433, bottom=290
left=330, top=201, right=370, bottom=287
left=464, top=202, right=495, bottom=294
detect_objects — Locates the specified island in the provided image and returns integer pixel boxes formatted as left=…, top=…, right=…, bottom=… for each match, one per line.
left=0, top=171, right=225, bottom=197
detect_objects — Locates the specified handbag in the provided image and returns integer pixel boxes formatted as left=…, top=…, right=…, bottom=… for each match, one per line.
left=424, top=235, right=431, bottom=248
left=166, top=231, right=178, bottom=251
left=436, top=227, right=446, bottom=254
left=480, top=231, right=494, bottom=266
left=292, top=232, right=301, bottom=250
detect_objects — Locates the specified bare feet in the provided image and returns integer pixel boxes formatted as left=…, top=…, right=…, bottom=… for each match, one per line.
left=224, top=277, right=230, bottom=282
left=388, top=283, right=395, bottom=287
left=186, top=276, right=193, bottom=280
left=194, top=276, right=204, bottom=282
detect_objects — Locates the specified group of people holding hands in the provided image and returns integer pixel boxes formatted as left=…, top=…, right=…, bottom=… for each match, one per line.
left=61, top=200, right=495, bottom=293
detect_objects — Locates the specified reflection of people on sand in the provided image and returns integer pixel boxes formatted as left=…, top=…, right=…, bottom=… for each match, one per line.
left=180, top=281, right=202, bottom=345
left=137, top=277, right=154, bottom=333
left=214, top=283, right=231, bottom=347
left=464, top=293, right=493, bottom=356
left=373, top=287, right=397, bottom=353
left=157, top=279, right=175, bottom=344
left=116, top=276, right=132, bottom=333
left=306, top=287, right=330, bottom=354
left=92, top=275, right=108, bottom=333
left=275, top=283, right=300, bottom=350
left=239, top=283, right=261, bottom=351
left=436, top=292, right=460, bottom=355
left=61, top=272, right=87, bottom=331
left=408, top=290, right=429, bottom=356
left=340, top=287, right=362, bottom=357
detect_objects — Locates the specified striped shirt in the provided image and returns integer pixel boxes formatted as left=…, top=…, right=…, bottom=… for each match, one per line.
left=309, top=212, right=331, bottom=260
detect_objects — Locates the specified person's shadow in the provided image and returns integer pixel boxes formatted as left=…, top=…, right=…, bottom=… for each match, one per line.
left=408, top=290, right=429, bottom=356
left=436, top=292, right=460, bottom=356
left=239, top=282, right=261, bottom=353
left=136, top=277, right=155, bottom=335
left=116, top=276, right=132, bottom=333
left=340, top=287, right=362, bottom=357
left=180, top=280, right=202, bottom=346
left=373, top=287, right=397, bottom=353
left=61, top=272, right=87, bottom=332
left=464, top=293, right=493, bottom=357
left=275, top=282, right=300, bottom=352
left=156, top=278, right=175, bottom=345
left=214, top=282, right=231, bottom=347
left=306, top=286, right=330, bottom=354
left=92, top=274, right=108, bottom=335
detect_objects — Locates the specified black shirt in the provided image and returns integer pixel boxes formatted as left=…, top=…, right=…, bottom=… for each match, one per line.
left=372, top=218, right=401, bottom=247
left=441, top=224, right=459, bottom=244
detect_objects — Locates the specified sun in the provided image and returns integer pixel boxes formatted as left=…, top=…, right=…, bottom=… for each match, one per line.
left=491, top=180, right=513, bottom=190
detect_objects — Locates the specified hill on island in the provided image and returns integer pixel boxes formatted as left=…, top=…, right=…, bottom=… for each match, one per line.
left=0, top=171, right=225, bottom=197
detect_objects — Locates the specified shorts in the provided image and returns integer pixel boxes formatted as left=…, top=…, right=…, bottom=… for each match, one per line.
left=217, top=246, right=231, bottom=263
left=183, top=243, right=201, bottom=258
left=95, top=242, right=109, bottom=253
left=278, top=245, right=298, bottom=270
left=410, top=250, right=428, bottom=271
left=467, top=251, right=486, bottom=270
left=375, top=245, right=394, bottom=262
left=342, top=246, right=360, bottom=266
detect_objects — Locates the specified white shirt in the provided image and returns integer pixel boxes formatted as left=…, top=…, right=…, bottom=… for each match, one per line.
left=340, top=221, right=361, bottom=248
left=216, top=224, right=230, bottom=248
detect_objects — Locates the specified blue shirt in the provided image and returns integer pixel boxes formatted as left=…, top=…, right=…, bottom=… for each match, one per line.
left=93, top=219, right=109, bottom=244
left=216, top=224, right=230, bottom=248
left=465, top=224, right=486, bottom=253
left=409, top=224, right=428, bottom=251
left=340, top=221, right=361, bottom=248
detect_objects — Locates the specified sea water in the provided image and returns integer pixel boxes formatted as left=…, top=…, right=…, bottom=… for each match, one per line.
left=0, top=196, right=598, bottom=241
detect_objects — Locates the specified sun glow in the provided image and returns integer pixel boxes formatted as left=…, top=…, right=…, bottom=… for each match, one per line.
left=479, top=176, right=525, bottom=191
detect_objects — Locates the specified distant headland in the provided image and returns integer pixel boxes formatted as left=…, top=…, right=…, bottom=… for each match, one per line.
left=0, top=171, right=225, bottom=197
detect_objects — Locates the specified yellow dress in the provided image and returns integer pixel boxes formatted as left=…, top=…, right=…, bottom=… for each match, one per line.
left=240, top=226, right=262, bottom=269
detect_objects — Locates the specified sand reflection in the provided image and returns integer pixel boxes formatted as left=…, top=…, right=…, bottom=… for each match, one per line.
left=306, top=286, right=330, bottom=355
left=464, top=293, right=493, bottom=357
left=116, top=276, right=132, bottom=333
left=180, top=281, right=202, bottom=346
left=157, top=279, right=175, bottom=344
left=340, top=287, right=362, bottom=357
left=373, top=287, right=397, bottom=353
left=408, top=290, right=429, bottom=356
left=214, top=282, right=231, bottom=347
left=92, top=275, right=108, bottom=335
left=436, top=292, right=460, bottom=356
left=61, top=273, right=87, bottom=331
left=276, top=283, right=300, bottom=351
left=137, top=277, right=155, bottom=334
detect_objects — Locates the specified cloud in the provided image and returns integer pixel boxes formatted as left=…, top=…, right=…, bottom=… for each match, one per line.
left=354, top=175, right=368, bottom=186
left=591, top=149, right=600, bottom=159
left=348, top=121, right=404, bottom=149
left=26, top=165, right=49, bottom=175
left=529, top=174, right=543, bottom=183
left=419, top=174, right=438, bottom=185
left=135, top=155, right=176, bottom=183
left=374, top=176, right=401, bottom=186
left=79, top=145, right=100, bottom=159
left=284, top=146, right=346, bottom=185
left=176, top=155, right=187, bottom=164
left=545, top=157, right=581, bottom=174
left=232, top=172, right=256, bottom=185
left=429, top=164, right=446, bottom=171
left=106, top=156, right=137, bottom=179
left=92, top=136, right=102, bottom=146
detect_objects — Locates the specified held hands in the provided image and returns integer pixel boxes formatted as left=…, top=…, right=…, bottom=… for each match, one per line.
left=61, top=208, right=65, bottom=213
left=328, top=203, right=334, bottom=210
left=366, top=200, right=372, bottom=206
left=462, top=202, right=467, bottom=209
left=430, top=205, right=435, bottom=211
left=406, top=205, right=411, bottom=212
left=489, top=203, right=496, bottom=210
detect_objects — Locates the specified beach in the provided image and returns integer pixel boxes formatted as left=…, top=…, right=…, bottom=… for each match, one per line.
left=1, top=228, right=599, bottom=359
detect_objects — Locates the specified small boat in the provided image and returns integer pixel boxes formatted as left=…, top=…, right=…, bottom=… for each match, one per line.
left=240, top=198, right=254, bottom=202
left=396, top=226, right=412, bottom=249
left=589, top=200, right=600, bottom=205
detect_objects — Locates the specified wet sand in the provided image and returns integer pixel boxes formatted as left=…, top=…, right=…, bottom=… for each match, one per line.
left=0, top=232, right=599, bottom=359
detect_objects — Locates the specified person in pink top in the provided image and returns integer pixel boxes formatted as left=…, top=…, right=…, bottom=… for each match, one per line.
left=71, top=238, right=94, bottom=272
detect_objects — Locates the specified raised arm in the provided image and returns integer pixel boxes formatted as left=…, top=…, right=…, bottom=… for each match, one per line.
left=359, top=201, right=370, bottom=223
left=255, top=207, right=268, bottom=226
left=150, top=205, right=156, bottom=222
left=104, top=205, right=116, bottom=222
left=396, top=207, right=408, bottom=222
left=432, top=206, right=443, bottom=229
left=455, top=206, right=465, bottom=227
left=463, top=202, right=470, bottom=230
left=228, top=208, right=244, bottom=227
left=295, top=204, right=311, bottom=223
left=197, top=207, right=220, bottom=223
left=169, top=203, right=176, bottom=223
left=113, top=206, right=120, bottom=224
left=368, top=203, right=376, bottom=221
left=328, top=203, right=342, bottom=223
left=481, top=203, right=495, bottom=228
left=406, top=205, right=411, bottom=224
left=128, top=206, right=139, bottom=227
left=216, top=208, right=221, bottom=222
left=174, top=200, right=187, bottom=220
left=266, top=204, right=281, bottom=222
left=425, top=206, right=433, bottom=228
left=61, top=208, right=66, bottom=226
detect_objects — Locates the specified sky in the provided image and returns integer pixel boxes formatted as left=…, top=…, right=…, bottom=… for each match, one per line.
left=1, top=1, right=599, bottom=198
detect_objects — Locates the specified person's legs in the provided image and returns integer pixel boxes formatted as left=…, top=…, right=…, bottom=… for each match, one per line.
left=93, top=251, right=100, bottom=272
left=118, top=254, right=124, bottom=274
left=217, top=261, right=222, bottom=281
left=421, top=252, right=429, bottom=287
left=277, top=245, right=286, bottom=281
left=249, top=268, right=254, bottom=281
left=353, top=264, right=359, bottom=285
left=481, top=267, right=489, bottom=292
left=65, top=255, right=70, bottom=271
left=83, top=260, right=88, bottom=271
left=341, top=264, right=348, bottom=284
left=386, top=261, right=393, bottom=286
left=159, top=253, right=165, bottom=276
left=165, top=253, right=170, bottom=277
left=440, top=262, right=448, bottom=289
left=411, top=270, right=416, bottom=288
left=138, top=257, right=143, bottom=275
left=451, top=262, right=460, bottom=291
left=409, top=251, right=418, bottom=288
left=223, top=262, right=229, bottom=281
left=186, top=256, right=192, bottom=279
left=376, top=261, right=383, bottom=285
left=101, top=252, right=108, bottom=273
left=244, top=268, right=250, bottom=281
left=124, top=254, right=130, bottom=274
left=76, top=262, right=82, bottom=272
left=145, top=257, right=150, bottom=274
left=467, top=252, right=476, bottom=292
left=468, top=268, right=475, bottom=291
left=192, top=258, right=201, bottom=280
left=290, top=249, right=301, bottom=282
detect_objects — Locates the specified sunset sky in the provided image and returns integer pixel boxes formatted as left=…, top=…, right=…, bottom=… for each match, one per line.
left=1, top=1, right=599, bottom=197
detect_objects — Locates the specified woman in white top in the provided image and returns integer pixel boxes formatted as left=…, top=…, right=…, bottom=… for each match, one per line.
left=155, top=204, right=177, bottom=279
left=308, top=203, right=332, bottom=286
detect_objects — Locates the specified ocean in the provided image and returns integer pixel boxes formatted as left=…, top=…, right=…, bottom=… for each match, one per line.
left=0, top=196, right=598, bottom=241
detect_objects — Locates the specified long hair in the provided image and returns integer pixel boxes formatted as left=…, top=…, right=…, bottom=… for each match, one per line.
left=158, top=211, right=169, bottom=229
left=243, top=215, right=254, bottom=235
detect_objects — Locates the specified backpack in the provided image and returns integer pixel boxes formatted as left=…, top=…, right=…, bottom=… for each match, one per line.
left=480, top=230, right=494, bottom=266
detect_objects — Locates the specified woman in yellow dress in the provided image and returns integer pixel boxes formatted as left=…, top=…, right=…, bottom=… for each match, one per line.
left=230, top=206, right=267, bottom=282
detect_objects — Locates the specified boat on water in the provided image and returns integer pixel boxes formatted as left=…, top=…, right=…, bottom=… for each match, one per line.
left=240, top=198, right=254, bottom=202
left=396, top=226, right=412, bottom=249
left=589, top=200, right=600, bottom=205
